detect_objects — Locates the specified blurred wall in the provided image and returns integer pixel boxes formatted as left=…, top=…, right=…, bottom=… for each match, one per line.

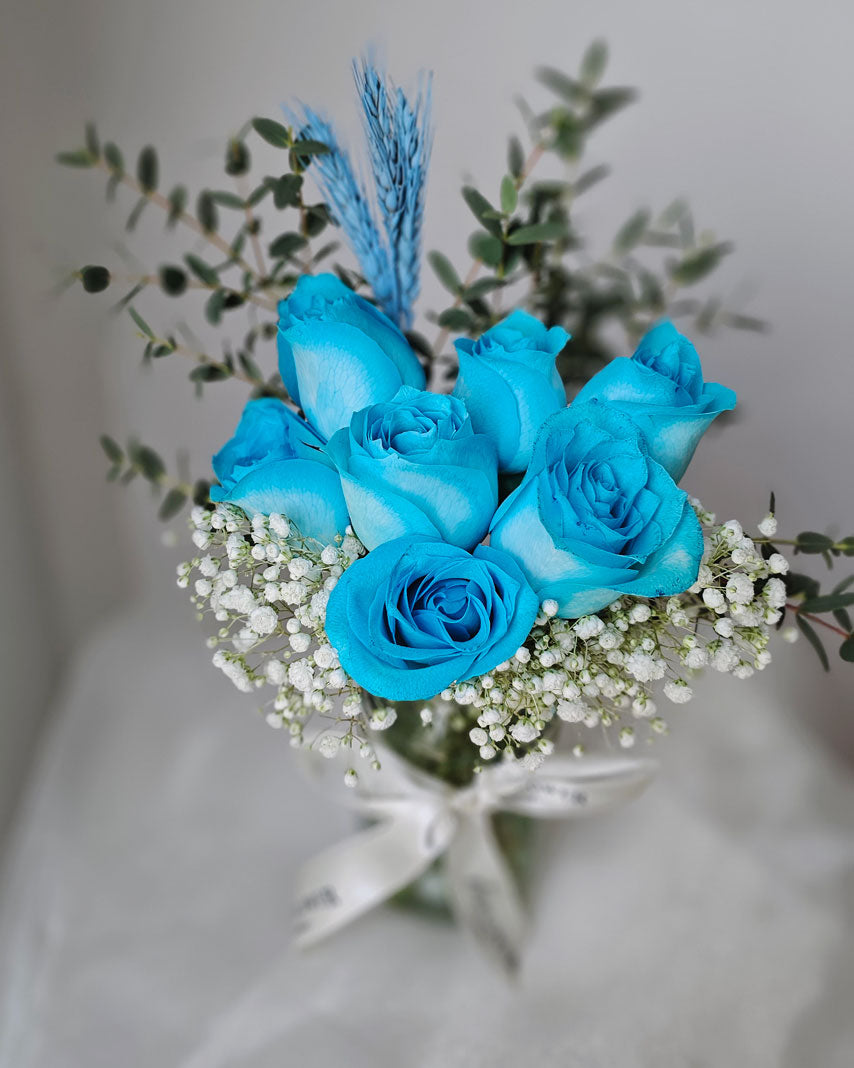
left=0, top=0, right=852, bottom=837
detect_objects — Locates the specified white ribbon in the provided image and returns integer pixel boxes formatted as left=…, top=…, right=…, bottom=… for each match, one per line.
left=294, top=749, right=658, bottom=973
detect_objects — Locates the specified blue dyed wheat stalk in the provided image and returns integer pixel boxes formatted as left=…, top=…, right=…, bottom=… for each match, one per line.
left=289, top=62, right=431, bottom=330
left=356, top=61, right=432, bottom=330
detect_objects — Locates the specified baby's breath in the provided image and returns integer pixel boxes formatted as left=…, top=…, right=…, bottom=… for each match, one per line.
left=179, top=498, right=788, bottom=772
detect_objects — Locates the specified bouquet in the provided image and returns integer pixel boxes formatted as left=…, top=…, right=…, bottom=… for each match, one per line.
left=61, top=43, right=854, bottom=969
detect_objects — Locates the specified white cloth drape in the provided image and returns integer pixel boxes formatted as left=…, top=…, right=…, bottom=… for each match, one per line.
left=1, top=603, right=852, bottom=1067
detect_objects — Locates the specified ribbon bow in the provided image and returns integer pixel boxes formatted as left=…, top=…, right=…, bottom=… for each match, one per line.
left=294, top=748, right=658, bottom=973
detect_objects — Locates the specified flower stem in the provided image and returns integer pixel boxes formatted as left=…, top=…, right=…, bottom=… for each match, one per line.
left=785, top=603, right=850, bottom=639
left=97, top=159, right=260, bottom=281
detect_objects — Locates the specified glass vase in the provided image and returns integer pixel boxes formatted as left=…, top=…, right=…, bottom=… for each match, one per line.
left=369, top=696, right=539, bottom=920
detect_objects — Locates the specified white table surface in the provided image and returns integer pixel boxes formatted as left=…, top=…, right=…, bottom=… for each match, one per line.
left=1, top=602, right=852, bottom=1067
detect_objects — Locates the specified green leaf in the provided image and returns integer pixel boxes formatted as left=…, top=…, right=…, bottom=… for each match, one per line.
left=158, top=487, right=187, bottom=522
left=796, top=614, right=830, bottom=671
left=785, top=572, right=820, bottom=601
left=103, top=141, right=124, bottom=174
left=252, top=117, right=292, bottom=148
left=246, top=183, right=271, bottom=208
left=669, top=243, right=733, bottom=287
left=290, top=138, right=330, bottom=156
left=268, top=231, right=308, bottom=260
left=462, top=186, right=502, bottom=237
left=795, top=531, right=835, bottom=554
left=127, top=306, right=155, bottom=338
left=304, top=203, right=331, bottom=236
left=184, top=254, right=219, bottom=286
left=269, top=173, right=303, bottom=209
left=56, top=149, right=97, bottom=168
left=723, top=312, right=768, bottom=333
left=468, top=231, right=504, bottom=268
left=614, top=208, right=651, bottom=253
left=507, top=220, right=567, bottom=245
left=192, top=479, right=212, bottom=507
left=588, top=87, right=638, bottom=126
left=197, top=191, right=218, bottom=233
left=84, top=122, right=100, bottom=158
left=580, top=40, right=608, bottom=86
left=225, top=139, right=250, bottom=176
left=158, top=265, right=188, bottom=296
left=536, top=67, right=584, bottom=103
left=507, top=136, right=524, bottom=179
left=428, top=250, right=462, bottom=294
left=838, top=536, right=854, bottom=557
left=833, top=575, right=854, bottom=595
left=137, top=145, right=158, bottom=193
left=80, top=265, right=111, bottom=293
left=499, top=175, right=518, bottom=215
left=210, top=190, right=245, bottom=209
left=205, top=290, right=226, bottom=325
left=573, top=164, right=610, bottom=195
left=463, top=277, right=506, bottom=300
left=125, top=197, right=147, bottom=231
left=166, top=185, right=187, bottom=228
left=437, top=307, right=474, bottom=331
left=99, top=434, right=124, bottom=464
left=799, top=592, right=854, bottom=614
left=190, top=364, right=230, bottom=383
left=129, top=443, right=165, bottom=483
left=839, top=634, right=854, bottom=662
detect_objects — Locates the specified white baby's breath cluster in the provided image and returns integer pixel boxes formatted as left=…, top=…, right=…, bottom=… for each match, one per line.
left=179, top=499, right=789, bottom=775
left=178, top=503, right=384, bottom=770
left=449, top=499, right=787, bottom=768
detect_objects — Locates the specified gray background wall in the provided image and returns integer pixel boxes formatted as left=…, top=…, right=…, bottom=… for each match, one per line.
left=0, top=0, right=852, bottom=839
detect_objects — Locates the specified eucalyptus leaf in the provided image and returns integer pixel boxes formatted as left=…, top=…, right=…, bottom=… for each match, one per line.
left=99, top=435, right=124, bottom=464
left=614, top=208, right=650, bottom=253
left=462, top=186, right=502, bottom=238
left=428, top=250, right=462, bottom=294
left=103, top=142, right=123, bottom=174
left=184, top=254, right=219, bottom=286
left=500, top=175, right=518, bottom=215
left=127, top=306, right=155, bottom=339
left=580, top=40, right=608, bottom=86
left=158, top=265, right=188, bottom=296
left=799, top=592, right=854, bottom=614
left=252, top=117, right=291, bottom=148
left=158, top=487, right=188, bottom=522
left=468, top=231, right=504, bottom=268
left=80, top=265, right=110, bottom=293
left=137, top=146, right=158, bottom=192
left=197, top=191, right=218, bottom=233
left=507, top=220, right=566, bottom=245
left=56, top=150, right=97, bottom=168
left=796, top=614, right=830, bottom=671
left=507, top=136, right=524, bottom=178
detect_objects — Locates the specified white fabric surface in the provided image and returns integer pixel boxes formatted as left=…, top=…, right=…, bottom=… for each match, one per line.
left=1, top=603, right=852, bottom=1067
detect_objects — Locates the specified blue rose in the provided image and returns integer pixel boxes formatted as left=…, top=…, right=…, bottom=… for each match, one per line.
left=325, top=386, right=498, bottom=551
left=210, top=398, right=348, bottom=544
left=573, top=320, right=736, bottom=482
left=325, top=536, right=540, bottom=701
left=452, top=309, right=569, bottom=473
left=489, top=400, right=703, bottom=618
left=277, top=273, right=426, bottom=439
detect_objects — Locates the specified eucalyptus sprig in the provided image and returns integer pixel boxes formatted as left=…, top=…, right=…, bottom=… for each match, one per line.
left=60, top=117, right=338, bottom=518
left=427, top=40, right=765, bottom=386
left=99, top=434, right=211, bottom=521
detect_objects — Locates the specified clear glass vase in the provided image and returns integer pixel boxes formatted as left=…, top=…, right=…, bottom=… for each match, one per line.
left=368, top=696, right=540, bottom=921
